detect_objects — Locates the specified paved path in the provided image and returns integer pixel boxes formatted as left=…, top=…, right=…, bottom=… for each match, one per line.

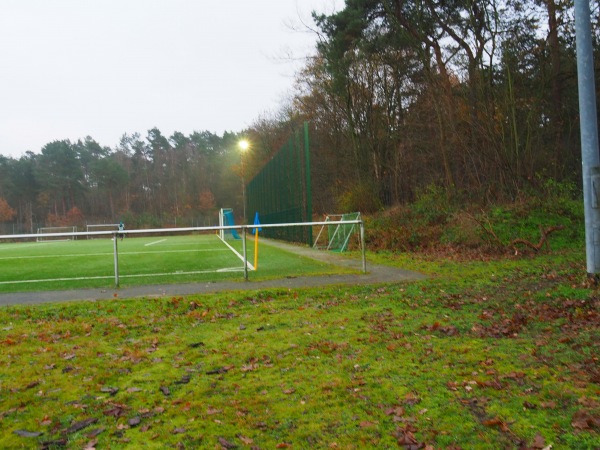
left=0, top=239, right=426, bottom=306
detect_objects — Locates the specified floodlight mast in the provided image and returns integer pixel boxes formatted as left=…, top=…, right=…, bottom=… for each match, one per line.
left=239, top=139, right=249, bottom=225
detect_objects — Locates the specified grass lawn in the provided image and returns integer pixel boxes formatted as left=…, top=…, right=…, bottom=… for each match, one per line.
left=0, top=248, right=598, bottom=448
left=0, top=234, right=351, bottom=293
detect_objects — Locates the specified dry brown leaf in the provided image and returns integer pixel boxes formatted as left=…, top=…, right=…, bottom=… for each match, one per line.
left=396, top=430, right=419, bottom=445
left=128, top=416, right=141, bottom=427
left=13, top=429, right=42, bottom=438
left=66, top=418, right=98, bottom=434
left=83, top=439, right=97, bottom=450
left=482, top=417, right=509, bottom=432
left=218, top=437, right=237, bottom=448
left=40, top=415, right=52, bottom=426
left=572, top=409, right=600, bottom=431
left=237, top=434, right=253, bottom=445
left=159, top=386, right=170, bottom=396
left=403, top=393, right=421, bottom=405
left=385, top=406, right=405, bottom=416
left=531, top=432, right=546, bottom=449
left=86, top=427, right=105, bottom=438
left=578, top=397, right=600, bottom=408
left=100, top=386, right=119, bottom=396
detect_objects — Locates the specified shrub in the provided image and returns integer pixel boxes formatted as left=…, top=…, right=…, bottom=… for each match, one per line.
left=411, top=184, right=453, bottom=226
left=441, top=211, right=484, bottom=248
left=363, top=182, right=584, bottom=253
left=338, top=182, right=383, bottom=214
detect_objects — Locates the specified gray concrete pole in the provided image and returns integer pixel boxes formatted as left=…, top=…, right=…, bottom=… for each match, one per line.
left=575, top=0, right=600, bottom=276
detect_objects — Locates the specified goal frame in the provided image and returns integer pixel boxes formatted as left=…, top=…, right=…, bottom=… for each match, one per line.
left=36, top=226, right=77, bottom=242
left=313, top=212, right=361, bottom=252
left=219, top=208, right=241, bottom=240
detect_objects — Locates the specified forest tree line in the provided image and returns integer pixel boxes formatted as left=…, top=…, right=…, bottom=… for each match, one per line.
left=1, top=0, right=599, bottom=233
left=0, top=130, right=249, bottom=233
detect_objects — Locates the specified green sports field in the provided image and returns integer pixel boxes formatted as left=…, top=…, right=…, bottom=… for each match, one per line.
left=0, top=233, right=349, bottom=293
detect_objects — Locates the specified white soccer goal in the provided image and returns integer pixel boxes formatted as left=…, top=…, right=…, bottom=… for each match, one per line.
left=219, top=208, right=241, bottom=240
left=86, top=223, right=119, bottom=239
left=36, top=226, right=77, bottom=242
left=313, top=212, right=361, bottom=252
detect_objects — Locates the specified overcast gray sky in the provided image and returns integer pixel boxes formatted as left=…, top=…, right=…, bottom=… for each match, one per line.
left=0, top=0, right=342, bottom=158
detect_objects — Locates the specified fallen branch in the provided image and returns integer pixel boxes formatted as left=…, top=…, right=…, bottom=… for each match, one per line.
left=511, top=225, right=565, bottom=254
left=467, top=211, right=566, bottom=254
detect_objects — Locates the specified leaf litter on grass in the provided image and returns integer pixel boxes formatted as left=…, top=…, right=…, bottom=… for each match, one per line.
left=0, top=249, right=598, bottom=448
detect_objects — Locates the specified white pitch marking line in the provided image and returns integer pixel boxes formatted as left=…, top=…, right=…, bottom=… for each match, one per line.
left=145, top=239, right=167, bottom=247
left=0, top=243, right=48, bottom=251
left=216, top=234, right=255, bottom=271
left=0, top=268, right=245, bottom=285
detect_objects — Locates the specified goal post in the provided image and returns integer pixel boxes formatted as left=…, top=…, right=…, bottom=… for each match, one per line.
left=219, top=208, right=241, bottom=240
left=36, top=226, right=77, bottom=242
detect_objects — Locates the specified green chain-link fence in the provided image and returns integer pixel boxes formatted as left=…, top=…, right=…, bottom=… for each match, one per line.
left=247, top=122, right=312, bottom=245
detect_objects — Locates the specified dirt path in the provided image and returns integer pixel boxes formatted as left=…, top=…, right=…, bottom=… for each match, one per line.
left=0, top=239, right=426, bottom=306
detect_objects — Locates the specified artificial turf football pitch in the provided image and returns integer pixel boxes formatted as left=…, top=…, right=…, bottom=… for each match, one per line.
left=0, top=233, right=347, bottom=293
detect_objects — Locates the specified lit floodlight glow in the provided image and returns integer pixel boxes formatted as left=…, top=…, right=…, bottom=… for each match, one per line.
left=238, top=139, right=249, bottom=151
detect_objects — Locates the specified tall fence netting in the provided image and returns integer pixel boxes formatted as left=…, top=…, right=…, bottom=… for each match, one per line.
left=247, top=122, right=312, bottom=245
